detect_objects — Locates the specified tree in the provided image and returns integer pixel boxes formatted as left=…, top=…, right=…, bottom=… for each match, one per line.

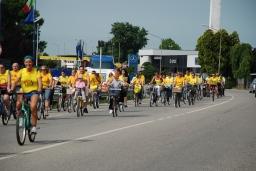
left=111, top=22, right=148, bottom=62
left=142, top=62, right=156, bottom=83
left=96, top=40, right=113, bottom=56
left=196, top=29, right=240, bottom=76
left=159, top=38, right=181, bottom=50
left=1, top=0, right=46, bottom=64
left=230, top=43, right=253, bottom=79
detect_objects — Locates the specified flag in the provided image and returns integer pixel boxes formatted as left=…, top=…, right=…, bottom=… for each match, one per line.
left=76, top=40, right=84, bottom=60
left=24, top=9, right=35, bottom=24
left=22, top=0, right=35, bottom=14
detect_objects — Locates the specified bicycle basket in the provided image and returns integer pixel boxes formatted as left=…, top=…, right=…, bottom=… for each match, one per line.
left=109, top=89, right=121, bottom=97
left=172, top=87, right=182, bottom=93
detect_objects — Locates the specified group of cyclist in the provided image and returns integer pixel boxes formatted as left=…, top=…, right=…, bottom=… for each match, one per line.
left=0, top=55, right=226, bottom=134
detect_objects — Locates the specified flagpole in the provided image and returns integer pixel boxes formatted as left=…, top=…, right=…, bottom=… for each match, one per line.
left=33, top=0, right=37, bottom=66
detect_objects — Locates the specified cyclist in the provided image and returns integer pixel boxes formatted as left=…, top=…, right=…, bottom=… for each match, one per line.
left=40, top=65, right=53, bottom=116
left=173, top=72, right=185, bottom=107
left=138, top=71, right=145, bottom=103
left=108, top=70, right=123, bottom=114
left=207, top=73, right=219, bottom=97
left=188, top=72, right=198, bottom=98
left=131, top=74, right=143, bottom=103
left=150, top=72, right=162, bottom=99
left=12, top=56, right=42, bottom=133
left=119, top=69, right=129, bottom=107
left=0, top=63, right=11, bottom=112
left=10, top=63, right=20, bottom=91
left=89, top=71, right=101, bottom=107
left=74, top=75, right=87, bottom=111
left=58, top=71, right=69, bottom=104
left=68, top=70, right=77, bottom=88
left=163, top=72, right=174, bottom=104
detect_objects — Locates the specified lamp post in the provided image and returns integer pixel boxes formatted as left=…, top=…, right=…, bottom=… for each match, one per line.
left=148, top=32, right=164, bottom=74
left=202, top=25, right=222, bottom=73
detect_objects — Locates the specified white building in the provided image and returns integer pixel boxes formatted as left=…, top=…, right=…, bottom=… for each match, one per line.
left=138, top=49, right=200, bottom=73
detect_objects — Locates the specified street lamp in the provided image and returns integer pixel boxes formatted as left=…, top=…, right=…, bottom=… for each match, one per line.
left=148, top=32, right=164, bottom=74
left=201, top=25, right=222, bottom=73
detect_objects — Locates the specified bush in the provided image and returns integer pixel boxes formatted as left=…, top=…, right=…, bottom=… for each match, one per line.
left=225, top=77, right=236, bottom=89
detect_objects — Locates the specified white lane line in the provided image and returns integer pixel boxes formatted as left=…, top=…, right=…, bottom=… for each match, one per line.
left=0, top=155, right=17, bottom=161
left=0, top=95, right=234, bottom=161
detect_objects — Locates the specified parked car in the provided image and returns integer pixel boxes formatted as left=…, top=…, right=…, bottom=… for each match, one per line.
left=249, top=78, right=256, bottom=93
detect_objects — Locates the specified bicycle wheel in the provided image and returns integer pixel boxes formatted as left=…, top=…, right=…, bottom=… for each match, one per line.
left=2, top=107, right=10, bottom=125
left=57, top=96, right=62, bottom=112
left=16, top=114, right=26, bottom=145
left=93, top=93, right=97, bottom=109
left=212, top=90, right=215, bottom=102
left=28, top=129, right=36, bottom=142
left=76, top=99, right=80, bottom=117
left=174, top=93, right=178, bottom=108
left=149, top=93, right=154, bottom=107
left=10, top=99, right=17, bottom=120
left=67, top=97, right=72, bottom=113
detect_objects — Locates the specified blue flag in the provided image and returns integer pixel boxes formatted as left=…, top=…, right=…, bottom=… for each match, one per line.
left=24, top=8, right=35, bottom=24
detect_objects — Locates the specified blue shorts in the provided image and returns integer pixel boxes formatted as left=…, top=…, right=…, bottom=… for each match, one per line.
left=24, top=91, right=39, bottom=100
left=43, top=89, right=51, bottom=100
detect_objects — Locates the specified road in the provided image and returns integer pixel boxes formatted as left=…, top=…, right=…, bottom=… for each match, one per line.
left=0, top=89, right=256, bottom=171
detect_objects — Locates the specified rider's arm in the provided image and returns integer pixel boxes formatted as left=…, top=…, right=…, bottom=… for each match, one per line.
left=37, top=76, right=42, bottom=92
left=150, top=76, right=155, bottom=84
left=7, top=71, right=11, bottom=91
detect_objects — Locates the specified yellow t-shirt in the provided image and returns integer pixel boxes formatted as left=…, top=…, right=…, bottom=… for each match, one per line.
left=59, top=76, right=69, bottom=86
left=139, top=75, right=145, bottom=85
left=163, top=76, right=174, bottom=87
left=131, top=77, right=142, bottom=85
left=19, top=68, right=41, bottom=93
left=175, top=76, right=184, bottom=88
left=0, top=70, right=9, bottom=88
left=208, top=77, right=218, bottom=85
left=155, top=77, right=162, bottom=86
left=68, top=75, right=76, bottom=87
left=10, top=70, right=20, bottom=85
left=89, top=74, right=100, bottom=90
left=189, top=77, right=198, bottom=85
left=41, top=72, right=52, bottom=89
left=75, top=71, right=89, bottom=82
left=184, top=74, right=191, bottom=84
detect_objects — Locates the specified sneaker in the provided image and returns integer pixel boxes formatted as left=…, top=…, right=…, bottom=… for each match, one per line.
left=83, top=108, right=88, bottom=113
left=109, top=110, right=113, bottom=114
left=31, top=126, right=37, bottom=134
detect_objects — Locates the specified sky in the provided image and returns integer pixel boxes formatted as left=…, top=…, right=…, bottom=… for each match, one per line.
left=37, top=0, right=256, bottom=55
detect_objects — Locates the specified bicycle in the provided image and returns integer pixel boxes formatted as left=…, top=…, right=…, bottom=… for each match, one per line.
left=16, top=93, right=37, bottom=145
left=133, top=84, right=142, bottom=107
left=210, top=85, right=217, bottom=102
left=38, top=91, right=47, bottom=120
left=10, top=93, right=17, bottom=120
left=75, top=88, right=85, bottom=117
left=187, top=84, right=196, bottom=105
left=0, top=90, right=11, bottom=125
left=66, top=88, right=75, bottom=113
left=149, top=85, right=159, bottom=107
left=173, top=87, right=182, bottom=108
left=91, top=89, right=100, bottom=109
left=109, top=87, right=121, bottom=117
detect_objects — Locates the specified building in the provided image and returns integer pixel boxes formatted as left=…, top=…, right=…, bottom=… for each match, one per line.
left=138, top=49, right=200, bottom=73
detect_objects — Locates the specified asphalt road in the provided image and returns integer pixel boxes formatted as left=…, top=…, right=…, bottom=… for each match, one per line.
left=0, top=89, right=256, bottom=171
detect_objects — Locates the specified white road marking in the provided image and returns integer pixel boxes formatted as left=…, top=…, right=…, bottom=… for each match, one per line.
left=0, top=95, right=234, bottom=161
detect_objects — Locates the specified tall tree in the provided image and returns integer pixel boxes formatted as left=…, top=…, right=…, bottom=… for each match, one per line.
left=230, top=43, right=253, bottom=80
left=111, top=22, right=148, bottom=62
left=159, top=38, right=181, bottom=50
left=196, top=29, right=240, bottom=76
left=1, top=0, right=46, bottom=64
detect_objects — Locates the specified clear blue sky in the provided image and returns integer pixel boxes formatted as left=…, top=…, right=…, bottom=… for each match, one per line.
left=37, top=0, right=256, bottom=55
